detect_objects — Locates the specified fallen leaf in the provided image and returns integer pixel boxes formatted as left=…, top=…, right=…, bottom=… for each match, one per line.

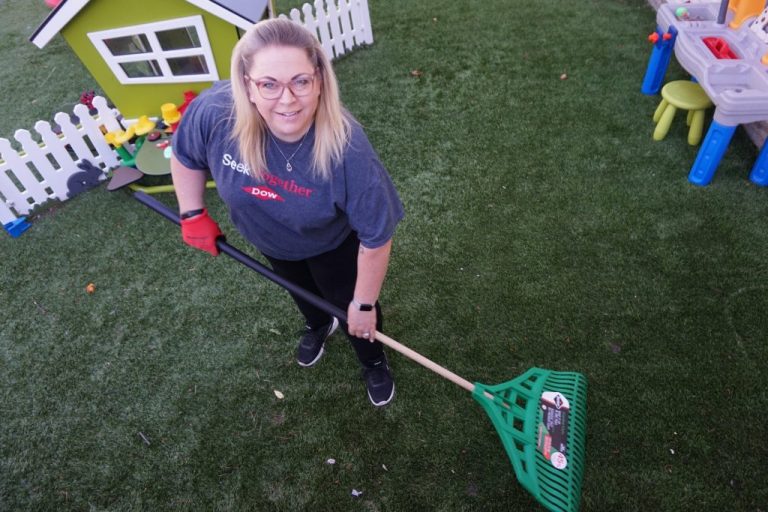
left=326, top=458, right=336, bottom=465
left=382, top=464, right=388, bottom=471
left=560, top=73, right=568, bottom=80
left=85, top=283, right=96, bottom=294
left=351, top=489, right=363, bottom=497
left=268, top=328, right=281, bottom=335
left=410, top=69, right=423, bottom=77
left=274, top=390, right=284, bottom=399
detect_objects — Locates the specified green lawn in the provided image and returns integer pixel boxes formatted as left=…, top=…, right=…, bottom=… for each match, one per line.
left=2, top=0, right=768, bottom=510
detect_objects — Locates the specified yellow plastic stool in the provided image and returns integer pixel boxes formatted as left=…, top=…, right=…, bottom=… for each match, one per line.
left=652, top=81, right=713, bottom=146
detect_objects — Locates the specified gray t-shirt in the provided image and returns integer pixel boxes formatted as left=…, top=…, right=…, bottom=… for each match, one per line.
left=173, top=81, right=404, bottom=260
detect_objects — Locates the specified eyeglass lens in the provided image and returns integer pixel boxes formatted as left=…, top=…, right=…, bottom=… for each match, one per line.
left=253, top=75, right=314, bottom=99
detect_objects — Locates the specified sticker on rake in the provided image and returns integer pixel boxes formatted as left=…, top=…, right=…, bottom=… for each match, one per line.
left=537, top=391, right=570, bottom=470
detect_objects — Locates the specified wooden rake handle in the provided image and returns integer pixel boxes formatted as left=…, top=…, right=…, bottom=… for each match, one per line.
left=374, top=332, right=475, bottom=392
left=133, top=191, right=477, bottom=394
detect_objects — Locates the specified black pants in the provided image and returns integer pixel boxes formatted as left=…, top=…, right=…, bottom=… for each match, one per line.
left=263, top=232, right=385, bottom=366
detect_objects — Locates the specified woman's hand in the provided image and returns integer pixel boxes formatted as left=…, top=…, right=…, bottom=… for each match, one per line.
left=180, top=209, right=223, bottom=256
left=347, top=303, right=377, bottom=341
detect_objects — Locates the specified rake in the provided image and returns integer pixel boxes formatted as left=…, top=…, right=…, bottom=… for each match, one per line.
left=133, top=191, right=588, bottom=512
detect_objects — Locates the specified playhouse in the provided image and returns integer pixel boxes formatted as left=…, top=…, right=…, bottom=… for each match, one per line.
left=30, top=0, right=270, bottom=120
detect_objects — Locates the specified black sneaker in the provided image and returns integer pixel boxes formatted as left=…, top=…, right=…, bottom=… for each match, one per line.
left=296, top=317, right=339, bottom=367
left=363, top=356, right=395, bottom=407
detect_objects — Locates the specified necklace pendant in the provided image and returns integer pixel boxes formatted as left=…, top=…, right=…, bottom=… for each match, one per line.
left=286, top=162, right=293, bottom=172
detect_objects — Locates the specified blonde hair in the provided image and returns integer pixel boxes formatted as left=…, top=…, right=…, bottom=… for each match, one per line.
left=230, top=18, right=350, bottom=180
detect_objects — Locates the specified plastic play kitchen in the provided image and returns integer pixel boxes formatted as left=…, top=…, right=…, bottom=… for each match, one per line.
left=642, top=0, right=768, bottom=186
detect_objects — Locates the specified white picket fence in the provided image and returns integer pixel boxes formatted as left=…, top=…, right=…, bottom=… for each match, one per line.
left=0, top=96, right=122, bottom=227
left=283, top=0, right=373, bottom=60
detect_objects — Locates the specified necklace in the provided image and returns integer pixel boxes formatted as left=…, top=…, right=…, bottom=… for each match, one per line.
left=269, top=130, right=309, bottom=172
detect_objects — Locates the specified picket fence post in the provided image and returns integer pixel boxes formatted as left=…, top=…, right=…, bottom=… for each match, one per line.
left=284, top=0, right=373, bottom=61
left=0, top=96, right=122, bottom=232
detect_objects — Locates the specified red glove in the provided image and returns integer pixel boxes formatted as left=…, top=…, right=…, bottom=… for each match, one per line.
left=180, top=209, right=223, bottom=256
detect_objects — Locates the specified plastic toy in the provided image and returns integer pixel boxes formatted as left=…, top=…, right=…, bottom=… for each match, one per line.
left=641, top=27, right=677, bottom=95
left=104, top=128, right=136, bottom=167
left=131, top=115, right=156, bottom=152
left=717, top=0, right=730, bottom=24
left=642, top=1, right=768, bottom=186
left=749, top=6, right=768, bottom=63
left=177, top=90, right=198, bottom=116
left=160, top=103, right=181, bottom=132
left=3, top=217, right=31, bottom=238
left=727, top=0, right=766, bottom=28
left=134, top=131, right=173, bottom=176
left=106, top=166, right=144, bottom=191
left=750, top=6, right=768, bottom=42
left=79, top=90, right=96, bottom=110
left=66, top=160, right=106, bottom=198
left=652, top=80, right=713, bottom=145
left=105, top=98, right=189, bottom=191
left=701, top=36, right=739, bottom=58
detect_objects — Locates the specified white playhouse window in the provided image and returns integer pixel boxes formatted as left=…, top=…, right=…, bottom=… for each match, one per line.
left=88, top=16, right=218, bottom=84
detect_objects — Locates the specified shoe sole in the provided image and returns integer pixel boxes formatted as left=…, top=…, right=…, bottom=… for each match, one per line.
left=368, top=381, right=395, bottom=407
left=297, top=317, right=339, bottom=368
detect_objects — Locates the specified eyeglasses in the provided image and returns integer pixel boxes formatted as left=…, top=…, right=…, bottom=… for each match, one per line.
left=245, top=72, right=317, bottom=100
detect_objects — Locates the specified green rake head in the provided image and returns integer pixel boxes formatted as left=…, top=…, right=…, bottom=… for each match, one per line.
left=473, top=368, right=588, bottom=512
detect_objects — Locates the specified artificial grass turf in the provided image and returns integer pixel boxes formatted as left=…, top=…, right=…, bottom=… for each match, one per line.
left=2, top=0, right=768, bottom=510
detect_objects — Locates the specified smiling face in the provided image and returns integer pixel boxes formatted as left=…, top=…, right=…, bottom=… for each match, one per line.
left=246, top=45, right=321, bottom=143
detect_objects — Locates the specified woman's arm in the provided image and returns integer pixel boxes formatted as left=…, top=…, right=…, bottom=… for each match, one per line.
left=171, top=154, right=209, bottom=213
left=346, top=239, right=393, bottom=340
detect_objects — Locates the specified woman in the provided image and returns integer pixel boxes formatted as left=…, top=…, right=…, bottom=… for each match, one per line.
left=170, top=18, right=404, bottom=407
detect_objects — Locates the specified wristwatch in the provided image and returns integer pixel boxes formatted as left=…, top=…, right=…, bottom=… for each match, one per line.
left=352, top=299, right=374, bottom=312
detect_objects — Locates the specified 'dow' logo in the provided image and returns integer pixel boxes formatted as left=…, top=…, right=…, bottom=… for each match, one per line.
left=242, top=186, right=285, bottom=202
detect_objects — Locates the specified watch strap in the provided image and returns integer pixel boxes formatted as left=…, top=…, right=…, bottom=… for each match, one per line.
left=352, top=299, right=374, bottom=311
left=180, top=208, right=205, bottom=220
